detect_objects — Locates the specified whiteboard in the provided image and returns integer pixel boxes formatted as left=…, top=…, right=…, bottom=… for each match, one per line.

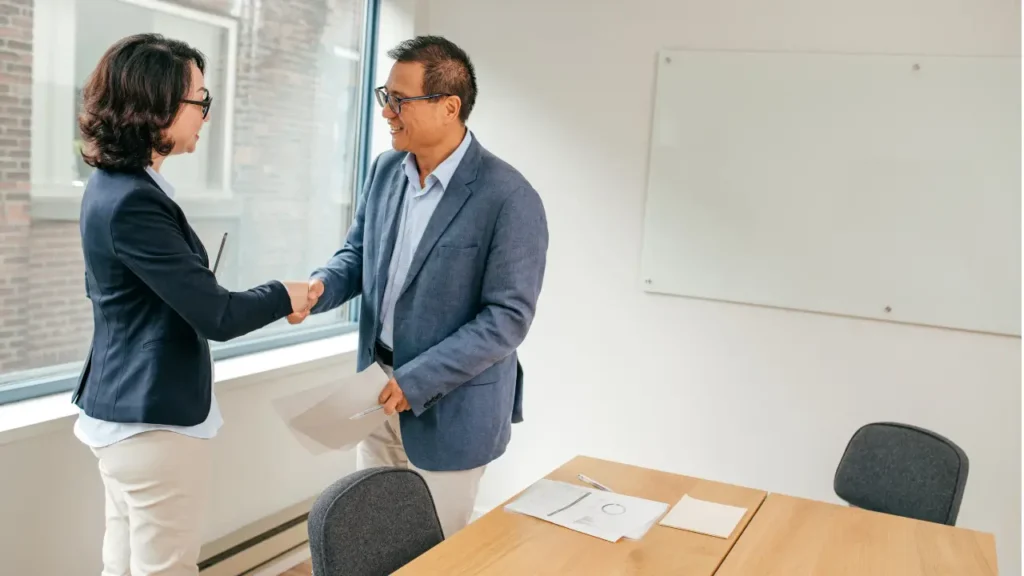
left=640, top=50, right=1021, bottom=336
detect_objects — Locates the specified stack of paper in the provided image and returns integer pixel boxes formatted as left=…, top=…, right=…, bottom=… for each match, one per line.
left=658, top=494, right=748, bottom=538
left=504, top=479, right=669, bottom=542
left=271, top=363, right=390, bottom=454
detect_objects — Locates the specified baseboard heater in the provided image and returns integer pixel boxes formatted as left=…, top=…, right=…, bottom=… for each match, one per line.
left=198, top=497, right=316, bottom=576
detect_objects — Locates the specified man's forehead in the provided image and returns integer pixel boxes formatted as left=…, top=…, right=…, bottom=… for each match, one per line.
left=387, top=61, right=424, bottom=94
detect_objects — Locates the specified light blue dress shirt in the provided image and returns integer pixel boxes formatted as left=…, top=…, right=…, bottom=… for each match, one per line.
left=74, top=166, right=223, bottom=448
left=378, top=130, right=473, bottom=349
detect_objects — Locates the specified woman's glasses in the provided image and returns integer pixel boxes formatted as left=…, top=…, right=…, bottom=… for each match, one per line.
left=182, top=88, right=212, bottom=119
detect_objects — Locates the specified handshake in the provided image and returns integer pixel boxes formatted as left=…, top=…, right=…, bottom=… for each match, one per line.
left=282, top=278, right=325, bottom=324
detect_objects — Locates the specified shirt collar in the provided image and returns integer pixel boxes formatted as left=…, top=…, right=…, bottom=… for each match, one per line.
left=145, top=166, right=176, bottom=199
left=402, top=129, right=473, bottom=194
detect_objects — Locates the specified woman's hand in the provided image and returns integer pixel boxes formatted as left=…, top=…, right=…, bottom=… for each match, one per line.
left=283, top=281, right=312, bottom=315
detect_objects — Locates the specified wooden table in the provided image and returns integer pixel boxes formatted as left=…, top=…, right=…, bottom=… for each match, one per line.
left=715, top=493, right=999, bottom=576
left=394, top=455, right=767, bottom=575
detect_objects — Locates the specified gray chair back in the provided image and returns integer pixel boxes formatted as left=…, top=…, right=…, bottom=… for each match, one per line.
left=834, top=422, right=969, bottom=525
left=308, top=467, right=444, bottom=576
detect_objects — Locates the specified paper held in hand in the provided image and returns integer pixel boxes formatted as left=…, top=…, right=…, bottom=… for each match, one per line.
left=504, top=479, right=669, bottom=542
left=271, top=362, right=390, bottom=455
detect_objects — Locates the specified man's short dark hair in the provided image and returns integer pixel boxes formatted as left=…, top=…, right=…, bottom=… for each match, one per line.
left=388, top=35, right=477, bottom=123
left=79, top=33, right=206, bottom=172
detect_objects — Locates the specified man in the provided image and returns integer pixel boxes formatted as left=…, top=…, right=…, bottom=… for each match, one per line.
left=292, top=35, right=548, bottom=537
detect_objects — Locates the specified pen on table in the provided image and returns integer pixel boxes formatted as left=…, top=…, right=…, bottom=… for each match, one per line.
left=578, top=473, right=614, bottom=492
left=349, top=404, right=384, bottom=420
left=212, top=232, right=227, bottom=275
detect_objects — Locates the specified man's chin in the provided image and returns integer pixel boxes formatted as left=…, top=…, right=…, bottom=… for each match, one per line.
left=390, top=134, right=409, bottom=151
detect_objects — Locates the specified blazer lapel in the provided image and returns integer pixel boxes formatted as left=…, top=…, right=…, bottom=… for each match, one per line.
left=141, top=170, right=208, bottom=266
left=397, top=140, right=482, bottom=299
left=373, top=168, right=407, bottom=311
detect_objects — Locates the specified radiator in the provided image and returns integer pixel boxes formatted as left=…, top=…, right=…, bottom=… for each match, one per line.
left=198, top=497, right=315, bottom=576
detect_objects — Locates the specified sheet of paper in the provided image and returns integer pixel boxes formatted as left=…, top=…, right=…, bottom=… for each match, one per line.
left=624, top=516, right=660, bottom=540
left=505, top=479, right=668, bottom=542
left=271, top=362, right=390, bottom=453
left=658, top=494, right=747, bottom=538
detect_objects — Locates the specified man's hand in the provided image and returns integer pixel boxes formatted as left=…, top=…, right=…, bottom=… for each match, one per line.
left=378, top=378, right=410, bottom=415
left=287, top=278, right=325, bottom=324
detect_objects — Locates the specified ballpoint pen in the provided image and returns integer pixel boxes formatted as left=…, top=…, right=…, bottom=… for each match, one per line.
left=349, top=404, right=384, bottom=420
left=578, top=473, right=614, bottom=492
left=212, top=232, right=227, bottom=275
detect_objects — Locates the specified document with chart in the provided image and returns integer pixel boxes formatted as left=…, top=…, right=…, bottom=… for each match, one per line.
left=271, top=363, right=389, bottom=454
left=505, top=479, right=669, bottom=542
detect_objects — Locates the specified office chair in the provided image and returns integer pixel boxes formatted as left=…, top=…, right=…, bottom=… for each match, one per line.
left=834, top=421, right=969, bottom=526
left=308, top=467, right=444, bottom=575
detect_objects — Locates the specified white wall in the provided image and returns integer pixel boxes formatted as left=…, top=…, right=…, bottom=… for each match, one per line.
left=0, top=355, right=358, bottom=576
left=415, top=0, right=1022, bottom=573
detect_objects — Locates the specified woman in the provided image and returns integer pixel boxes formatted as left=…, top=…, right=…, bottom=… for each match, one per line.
left=73, top=34, right=310, bottom=576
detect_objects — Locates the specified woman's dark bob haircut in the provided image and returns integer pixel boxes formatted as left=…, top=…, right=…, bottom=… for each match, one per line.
left=78, top=33, right=205, bottom=172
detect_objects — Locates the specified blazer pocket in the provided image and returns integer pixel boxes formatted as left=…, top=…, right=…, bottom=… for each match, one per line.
left=465, top=362, right=502, bottom=386
left=433, top=245, right=480, bottom=274
left=435, top=244, right=479, bottom=252
left=141, top=339, right=166, bottom=351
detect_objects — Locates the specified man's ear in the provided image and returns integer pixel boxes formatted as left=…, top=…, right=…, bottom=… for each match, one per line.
left=445, top=95, right=463, bottom=122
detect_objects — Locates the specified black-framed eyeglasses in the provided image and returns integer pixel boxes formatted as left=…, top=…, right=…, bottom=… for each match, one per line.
left=182, top=88, right=212, bottom=119
left=375, top=86, right=450, bottom=115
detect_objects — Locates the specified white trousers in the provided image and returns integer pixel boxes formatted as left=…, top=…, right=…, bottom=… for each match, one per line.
left=358, top=363, right=486, bottom=538
left=91, top=431, right=211, bottom=576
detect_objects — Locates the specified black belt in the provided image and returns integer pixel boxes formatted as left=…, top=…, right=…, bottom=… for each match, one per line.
left=375, top=340, right=394, bottom=367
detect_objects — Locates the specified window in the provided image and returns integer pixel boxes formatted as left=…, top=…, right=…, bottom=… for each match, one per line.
left=32, top=0, right=237, bottom=200
left=0, top=0, right=382, bottom=404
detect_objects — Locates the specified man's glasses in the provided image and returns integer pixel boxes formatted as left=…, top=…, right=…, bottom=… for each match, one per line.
left=182, top=88, right=212, bottom=119
left=375, top=86, right=450, bottom=115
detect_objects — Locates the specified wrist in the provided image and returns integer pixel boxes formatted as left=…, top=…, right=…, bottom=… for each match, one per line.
left=271, top=280, right=293, bottom=319
left=309, top=275, right=327, bottom=312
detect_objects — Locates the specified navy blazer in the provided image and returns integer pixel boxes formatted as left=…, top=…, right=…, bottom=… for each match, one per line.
left=311, top=135, right=548, bottom=471
left=74, top=169, right=293, bottom=426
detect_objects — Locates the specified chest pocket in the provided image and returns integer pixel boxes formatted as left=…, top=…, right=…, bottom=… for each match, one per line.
left=435, top=242, right=479, bottom=251
left=430, top=245, right=480, bottom=282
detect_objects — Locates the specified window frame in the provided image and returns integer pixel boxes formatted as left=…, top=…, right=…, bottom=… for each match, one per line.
left=30, top=0, right=240, bottom=201
left=0, top=0, right=383, bottom=407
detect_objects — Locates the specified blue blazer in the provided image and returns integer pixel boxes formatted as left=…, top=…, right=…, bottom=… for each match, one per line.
left=312, top=135, right=548, bottom=471
left=74, top=169, right=293, bottom=426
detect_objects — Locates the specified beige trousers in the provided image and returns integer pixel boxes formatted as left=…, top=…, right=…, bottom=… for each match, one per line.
left=91, top=431, right=211, bottom=576
left=359, top=362, right=486, bottom=538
